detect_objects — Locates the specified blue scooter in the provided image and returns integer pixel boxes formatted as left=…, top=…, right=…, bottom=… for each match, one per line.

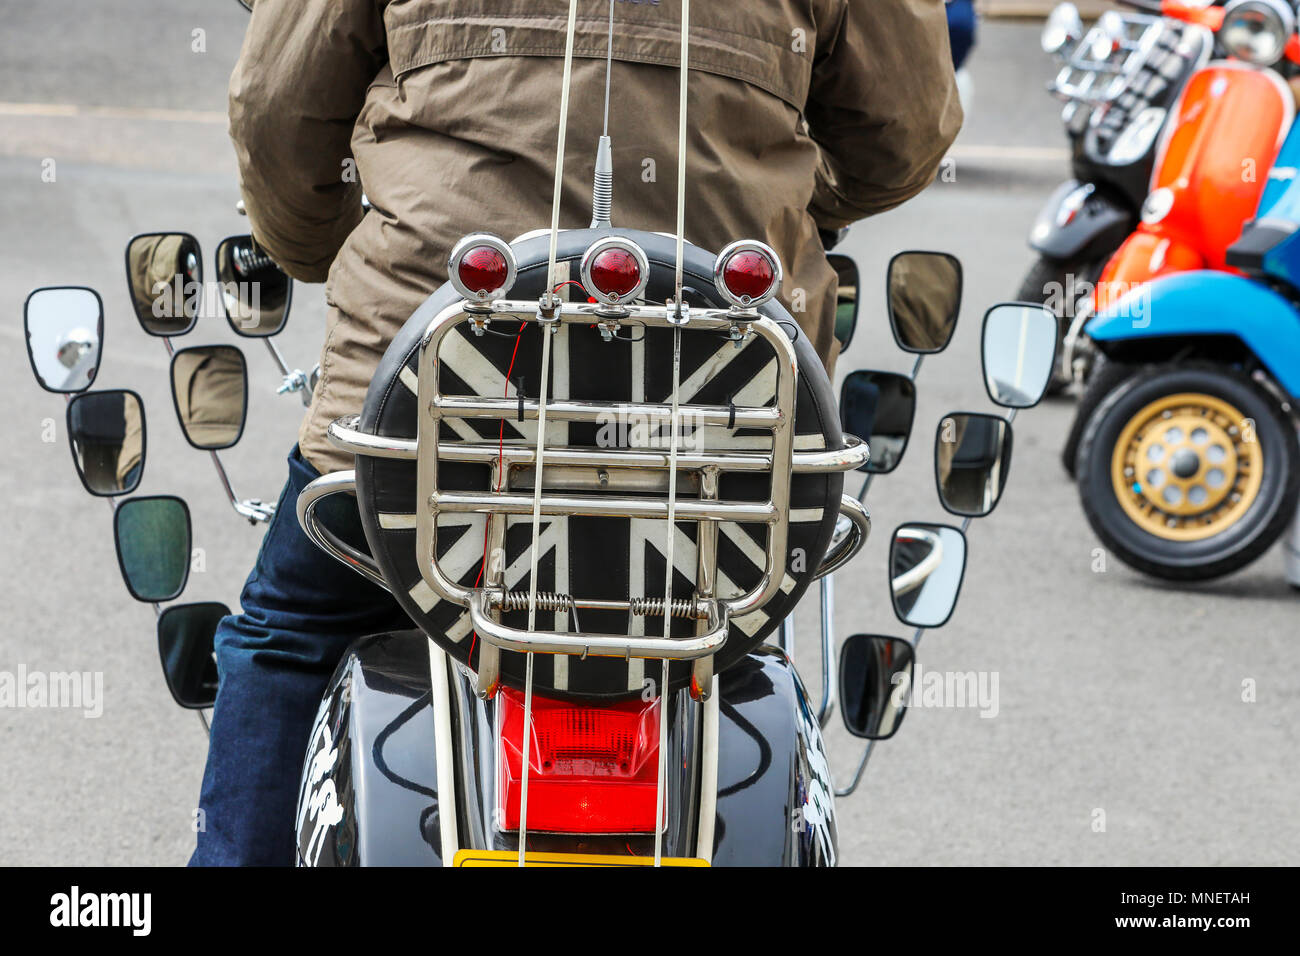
left=1070, top=124, right=1300, bottom=584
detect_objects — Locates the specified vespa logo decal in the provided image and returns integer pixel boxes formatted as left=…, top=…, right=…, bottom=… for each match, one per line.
left=297, top=695, right=345, bottom=866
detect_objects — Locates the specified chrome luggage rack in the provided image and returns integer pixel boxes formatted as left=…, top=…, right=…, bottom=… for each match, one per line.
left=1050, top=12, right=1167, bottom=105
left=307, top=295, right=871, bottom=700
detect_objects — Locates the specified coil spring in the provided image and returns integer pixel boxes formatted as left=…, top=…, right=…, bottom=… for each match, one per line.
left=494, top=591, right=695, bottom=618
left=628, top=596, right=696, bottom=619
left=497, top=591, right=574, bottom=613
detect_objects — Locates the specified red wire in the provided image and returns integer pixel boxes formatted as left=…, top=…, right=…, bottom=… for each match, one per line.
left=469, top=320, right=527, bottom=665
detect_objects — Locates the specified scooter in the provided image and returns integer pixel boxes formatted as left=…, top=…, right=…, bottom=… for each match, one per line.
left=1061, top=0, right=1300, bottom=474
left=1022, top=1, right=1217, bottom=392
left=19, top=0, right=1059, bottom=866
left=1070, top=125, right=1300, bottom=582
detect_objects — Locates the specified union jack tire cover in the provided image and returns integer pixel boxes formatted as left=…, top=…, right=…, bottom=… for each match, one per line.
left=355, top=228, right=844, bottom=700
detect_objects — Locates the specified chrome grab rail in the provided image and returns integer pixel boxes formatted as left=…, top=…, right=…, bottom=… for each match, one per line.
left=1049, top=12, right=1166, bottom=105
left=299, top=294, right=873, bottom=699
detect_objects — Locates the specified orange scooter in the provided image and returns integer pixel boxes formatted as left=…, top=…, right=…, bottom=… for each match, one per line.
left=1061, top=0, right=1300, bottom=473
left=1094, top=2, right=1298, bottom=308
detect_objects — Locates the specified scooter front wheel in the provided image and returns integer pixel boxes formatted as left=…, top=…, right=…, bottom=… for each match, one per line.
left=1076, top=363, right=1300, bottom=581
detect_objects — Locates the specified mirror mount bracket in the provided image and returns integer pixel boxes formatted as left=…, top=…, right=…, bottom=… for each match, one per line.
left=234, top=498, right=276, bottom=524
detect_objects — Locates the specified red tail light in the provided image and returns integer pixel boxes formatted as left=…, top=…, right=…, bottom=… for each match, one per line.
left=448, top=233, right=516, bottom=303
left=714, top=239, right=782, bottom=309
left=458, top=247, right=508, bottom=295
left=496, top=687, right=661, bottom=834
left=580, top=237, right=649, bottom=308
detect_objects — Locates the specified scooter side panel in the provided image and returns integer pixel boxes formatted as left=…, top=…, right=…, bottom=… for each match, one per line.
left=711, top=646, right=838, bottom=867
left=1086, top=270, right=1300, bottom=398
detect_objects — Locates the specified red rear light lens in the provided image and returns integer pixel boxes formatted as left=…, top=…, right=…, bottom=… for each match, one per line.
left=589, top=248, right=641, bottom=298
left=496, top=688, right=661, bottom=834
left=580, top=237, right=649, bottom=307
left=714, top=239, right=782, bottom=309
left=457, top=246, right=509, bottom=296
left=721, top=251, right=775, bottom=303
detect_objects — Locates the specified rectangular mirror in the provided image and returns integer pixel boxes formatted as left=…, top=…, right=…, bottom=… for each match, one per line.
left=935, top=412, right=1014, bottom=518
left=170, top=344, right=249, bottom=450
left=66, top=390, right=146, bottom=496
left=890, top=522, right=968, bottom=628
left=840, top=369, right=916, bottom=474
left=24, top=286, right=104, bottom=394
left=887, top=250, right=963, bottom=353
left=114, top=495, right=191, bottom=603
left=125, top=232, right=203, bottom=336
left=215, top=235, right=292, bottom=337
left=982, top=302, right=1059, bottom=409
left=157, top=602, right=225, bottom=709
left=839, top=633, right=915, bottom=740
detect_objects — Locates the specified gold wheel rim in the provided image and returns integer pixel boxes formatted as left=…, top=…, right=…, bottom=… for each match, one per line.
left=1109, top=392, right=1263, bottom=542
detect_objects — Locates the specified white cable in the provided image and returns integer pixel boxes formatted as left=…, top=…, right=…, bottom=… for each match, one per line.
left=656, top=0, right=690, bottom=870
left=521, top=0, right=580, bottom=869
left=672, top=0, right=690, bottom=305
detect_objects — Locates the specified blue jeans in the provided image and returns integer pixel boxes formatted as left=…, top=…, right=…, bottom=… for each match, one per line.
left=189, top=446, right=410, bottom=865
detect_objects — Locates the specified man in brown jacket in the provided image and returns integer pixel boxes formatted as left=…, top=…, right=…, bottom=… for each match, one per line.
left=192, top=0, right=959, bottom=865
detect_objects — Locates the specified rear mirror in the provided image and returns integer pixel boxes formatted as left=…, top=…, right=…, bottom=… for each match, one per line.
left=935, top=412, right=1014, bottom=518
left=981, top=302, right=1058, bottom=408
left=886, top=251, right=962, bottom=353
left=827, top=253, right=860, bottom=350
left=840, top=370, right=916, bottom=474
left=890, top=523, right=968, bottom=628
left=215, top=235, right=292, bottom=337
left=125, top=232, right=203, bottom=336
left=838, top=634, right=915, bottom=740
left=170, top=344, right=249, bottom=450
left=66, top=390, right=146, bottom=496
left=113, top=495, right=191, bottom=602
left=157, top=602, right=225, bottom=708
left=24, top=287, right=104, bottom=394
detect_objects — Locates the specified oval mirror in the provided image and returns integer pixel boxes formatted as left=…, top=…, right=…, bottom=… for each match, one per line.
left=170, top=344, right=249, bottom=450
left=890, top=523, right=968, bottom=628
left=840, top=369, right=916, bottom=474
left=886, top=251, right=962, bottom=354
left=935, top=412, right=1014, bottom=518
left=215, top=235, right=292, bottom=337
left=66, top=390, right=146, bottom=496
left=125, top=232, right=203, bottom=336
left=827, top=253, right=860, bottom=351
left=24, top=287, right=104, bottom=394
left=113, top=495, right=192, bottom=603
left=982, top=302, right=1058, bottom=408
left=838, top=633, right=916, bottom=740
left=157, top=601, right=225, bottom=709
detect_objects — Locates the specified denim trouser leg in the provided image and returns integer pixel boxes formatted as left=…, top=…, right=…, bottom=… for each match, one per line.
left=189, top=446, right=408, bottom=866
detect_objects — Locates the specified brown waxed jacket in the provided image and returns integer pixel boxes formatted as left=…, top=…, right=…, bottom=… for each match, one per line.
left=230, top=0, right=961, bottom=474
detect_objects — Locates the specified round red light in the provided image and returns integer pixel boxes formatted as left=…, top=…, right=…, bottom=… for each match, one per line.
left=722, top=251, right=775, bottom=302
left=457, top=246, right=509, bottom=295
left=589, top=247, right=641, bottom=298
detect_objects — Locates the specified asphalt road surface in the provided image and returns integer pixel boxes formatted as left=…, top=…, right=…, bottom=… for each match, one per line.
left=2, top=2, right=1296, bottom=866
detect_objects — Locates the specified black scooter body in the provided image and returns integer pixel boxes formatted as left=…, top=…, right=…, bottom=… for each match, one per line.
left=296, top=630, right=838, bottom=866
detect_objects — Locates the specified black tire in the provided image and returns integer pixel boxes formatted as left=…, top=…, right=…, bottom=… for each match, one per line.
left=1076, top=362, right=1300, bottom=581
left=1015, top=255, right=1104, bottom=395
left=1061, top=353, right=1130, bottom=479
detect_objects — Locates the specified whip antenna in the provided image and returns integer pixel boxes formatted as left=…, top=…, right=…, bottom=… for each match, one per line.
left=590, top=0, right=616, bottom=228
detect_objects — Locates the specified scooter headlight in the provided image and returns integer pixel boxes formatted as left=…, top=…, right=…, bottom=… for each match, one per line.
left=1220, top=0, right=1295, bottom=67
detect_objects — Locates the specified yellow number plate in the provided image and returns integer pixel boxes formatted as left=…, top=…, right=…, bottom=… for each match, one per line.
left=453, top=849, right=709, bottom=867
